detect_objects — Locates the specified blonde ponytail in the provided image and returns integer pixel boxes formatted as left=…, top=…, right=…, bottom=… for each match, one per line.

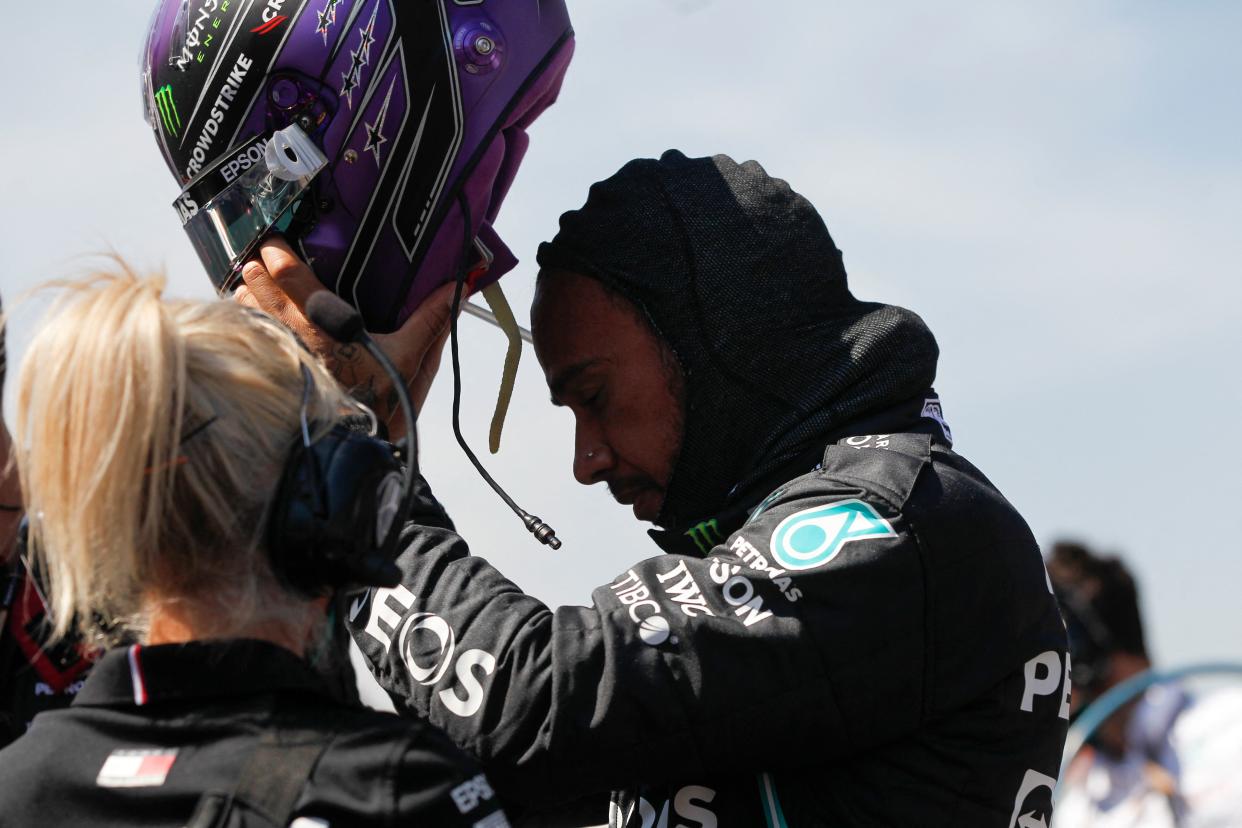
left=13, top=260, right=354, bottom=645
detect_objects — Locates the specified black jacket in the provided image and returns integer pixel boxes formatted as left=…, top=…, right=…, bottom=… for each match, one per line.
left=0, top=639, right=511, bottom=827
left=348, top=408, right=1070, bottom=826
left=0, top=560, right=95, bottom=748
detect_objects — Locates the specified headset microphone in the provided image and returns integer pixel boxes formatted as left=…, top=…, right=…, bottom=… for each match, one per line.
left=307, top=292, right=416, bottom=562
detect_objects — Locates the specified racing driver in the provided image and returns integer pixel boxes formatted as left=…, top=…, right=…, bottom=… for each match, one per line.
left=242, top=151, right=1072, bottom=826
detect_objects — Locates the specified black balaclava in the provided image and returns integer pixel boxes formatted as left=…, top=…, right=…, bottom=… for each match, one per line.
left=537, top=151, right=939, bottom=531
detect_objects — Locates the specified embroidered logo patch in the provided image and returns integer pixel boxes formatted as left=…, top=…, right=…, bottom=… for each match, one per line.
left=96, top=748, right=178, bottom=788
left=451, top=773, right=497, bottom=814
left=921, top=397, right=953, bottom=442
left=769, top=500, right=896, bottom=570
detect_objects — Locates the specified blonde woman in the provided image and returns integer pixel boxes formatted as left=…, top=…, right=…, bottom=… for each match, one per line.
left=0, top=267, right=506, bottom=827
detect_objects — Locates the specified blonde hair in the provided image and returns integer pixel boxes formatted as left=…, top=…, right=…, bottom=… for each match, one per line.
left=11, top=261, right=356, bottom=645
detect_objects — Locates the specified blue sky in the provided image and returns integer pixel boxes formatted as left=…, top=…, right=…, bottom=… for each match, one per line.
left=2, top=1, right=1239, bottom=664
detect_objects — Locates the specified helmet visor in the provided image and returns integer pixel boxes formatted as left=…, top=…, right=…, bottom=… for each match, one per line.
left=174, top=125, right=327, bottom=293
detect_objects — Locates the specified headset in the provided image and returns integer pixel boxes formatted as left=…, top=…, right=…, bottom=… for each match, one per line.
left=266, top=378, right=404, bottom=594
left=266, top=294, right=414, bottom=595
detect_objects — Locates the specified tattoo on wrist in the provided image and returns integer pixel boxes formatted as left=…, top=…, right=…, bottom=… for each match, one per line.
left=330, top=342, right=364, bottom=380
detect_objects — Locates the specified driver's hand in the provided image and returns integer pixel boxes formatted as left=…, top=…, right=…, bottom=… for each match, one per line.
left=234, top=236, right=457, bottom=438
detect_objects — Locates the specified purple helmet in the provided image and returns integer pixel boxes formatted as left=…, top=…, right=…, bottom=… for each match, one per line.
left=141, top=0, right=574, bottom=331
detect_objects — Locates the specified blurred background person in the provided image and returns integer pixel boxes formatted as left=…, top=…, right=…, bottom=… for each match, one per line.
left=0, top=294, right=18, bottom=553
left=0, top=291, right=93, bottom=747
left=1051, top=541, right=1242, bottom=827
left=0, top=267, right=506, bottom=827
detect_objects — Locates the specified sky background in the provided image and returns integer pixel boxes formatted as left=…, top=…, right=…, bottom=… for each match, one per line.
left=2, top=1, right=1239, bottom=665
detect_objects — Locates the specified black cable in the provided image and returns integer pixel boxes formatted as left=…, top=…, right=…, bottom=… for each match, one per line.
left=0, top=505, right=21, bottom=513
left=448, top=194, right=560, bottom=549
left=449, top=275, right=518, bottom=514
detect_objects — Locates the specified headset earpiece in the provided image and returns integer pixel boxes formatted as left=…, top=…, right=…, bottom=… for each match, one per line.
left=268, top=423, right=403, bottom=595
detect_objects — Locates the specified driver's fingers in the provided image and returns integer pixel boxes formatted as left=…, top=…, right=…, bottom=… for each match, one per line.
left=233, top=284, right=260, bottom=310
left=408, top=326, right=452, bottom=409
left=373, top=283, right=456, bottom=383
left=257, top=236, right=324, bottom=313
left=392, top=283, right=458, bottom=356
left=239, top=236, right=321, bottom=316
left=238, top=255, right=286, bottom=316
left=235, top=268, right=304, bottom=333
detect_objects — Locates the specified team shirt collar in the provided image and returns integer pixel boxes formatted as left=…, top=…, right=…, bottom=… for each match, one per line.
left=73, top=639, right=328, bottom=709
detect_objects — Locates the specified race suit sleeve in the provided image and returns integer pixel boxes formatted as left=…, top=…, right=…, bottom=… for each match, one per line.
left=348, top=471, right=928, bottom=806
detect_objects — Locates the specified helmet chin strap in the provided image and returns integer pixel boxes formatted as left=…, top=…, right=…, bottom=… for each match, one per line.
left=454, top=236, right=525, bottom=454
left=478, top=282, right=521, bottom=455
left=461, top=297, right=533, bottom=344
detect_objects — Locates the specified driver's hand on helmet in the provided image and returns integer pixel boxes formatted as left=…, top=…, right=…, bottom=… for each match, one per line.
left=235, top=236, right=457, bottom=438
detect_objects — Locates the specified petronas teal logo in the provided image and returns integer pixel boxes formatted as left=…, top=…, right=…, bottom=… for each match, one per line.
left=769, top=500, right=895, bottom=570
left=155, top=85, right=181, bottom=137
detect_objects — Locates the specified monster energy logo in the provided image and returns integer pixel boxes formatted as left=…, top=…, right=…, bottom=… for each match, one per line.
left=155, top=85, right=181, bottom=137
left=684, top=519, right=724, bottom=555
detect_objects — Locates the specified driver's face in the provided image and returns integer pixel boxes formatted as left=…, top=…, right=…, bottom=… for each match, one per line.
left=532, top=271, right=684, bottom=524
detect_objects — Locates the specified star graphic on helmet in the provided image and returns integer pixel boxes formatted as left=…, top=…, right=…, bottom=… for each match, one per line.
left=363, top=77, right=396, bottom=168
left=338, top=2, right=379, bottom=109
left=340, top=67, right=360, bottom=107
left=315, top=0, right=342, bottom=46
left=358, top=25, right=376, bottom=56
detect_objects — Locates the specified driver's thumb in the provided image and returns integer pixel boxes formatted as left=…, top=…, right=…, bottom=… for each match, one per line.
left=399, top=282, right=458, bottom=345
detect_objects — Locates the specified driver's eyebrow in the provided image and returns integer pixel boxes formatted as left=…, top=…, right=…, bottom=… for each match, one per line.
left=548, top=358, right=603, bottom=406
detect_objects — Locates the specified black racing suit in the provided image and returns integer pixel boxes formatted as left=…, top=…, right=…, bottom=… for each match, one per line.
left=0, top=639, right=511, bottom=827
left=349, top=410, right=1070, bottom=826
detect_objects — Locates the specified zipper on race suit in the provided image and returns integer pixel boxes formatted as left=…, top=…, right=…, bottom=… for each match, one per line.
left=758, top=772, right=791, bottom=828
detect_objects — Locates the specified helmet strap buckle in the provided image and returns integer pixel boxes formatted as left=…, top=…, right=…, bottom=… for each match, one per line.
left=465, top=236, right=494, bottom=291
